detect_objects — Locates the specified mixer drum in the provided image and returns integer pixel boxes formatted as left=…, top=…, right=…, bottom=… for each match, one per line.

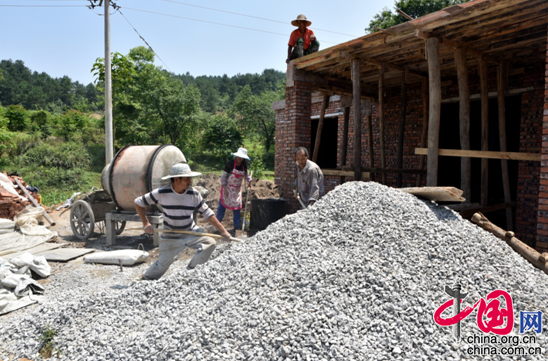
left=101, top=145, right=186, bottom=212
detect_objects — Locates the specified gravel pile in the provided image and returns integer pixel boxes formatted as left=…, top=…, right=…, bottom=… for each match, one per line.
left=1, top=181, right=547, bottom=360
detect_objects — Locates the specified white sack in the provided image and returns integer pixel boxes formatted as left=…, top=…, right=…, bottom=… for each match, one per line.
left=0, top=288, right=42, bottom=315
left=83, top=250, right=149, bottom=266
left=0, top=206, right=57, bottom=257
left=9, top=253, right=51, bottom=278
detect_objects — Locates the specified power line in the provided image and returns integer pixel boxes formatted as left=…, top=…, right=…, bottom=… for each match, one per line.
left=157, top=0, right=360, bottom=38
left=0, top=4, right=86, bottom=6
left=121, top=6, right=339, bottom=45
left=118, top=9, right=171, bottom=72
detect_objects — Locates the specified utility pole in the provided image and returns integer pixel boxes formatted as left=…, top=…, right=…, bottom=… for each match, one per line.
left=104, top=0, right=113, bottom=164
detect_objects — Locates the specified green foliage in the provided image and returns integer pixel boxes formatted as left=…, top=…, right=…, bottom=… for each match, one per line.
left=176, top=68, right=285, bottom=113
left=39, top=324, right=59, bottom=358
left=249, top=157, right=265, bottom=179
left=0, top=59, right=100, bottom=111
left=92, top=47, right=201, bottom=148
left=231, top=86, right=280, bottom=159
left=54, top=110, right=92, bottom=141
left=201, top=115, right=243, bottom=164
left=0, top=128, right=15, bottom=158
left=5, top=104, right=30, bottom=131
left=366, top=0, right=471, bottom=33
left=21, top=141, right=91, bottom=170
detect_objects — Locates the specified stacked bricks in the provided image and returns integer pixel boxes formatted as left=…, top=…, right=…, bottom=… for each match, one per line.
left=536, top=26, right=548, bottom=253
left=275, top=80, right=312, bottom=212
left=0, top=173, right=31, bottom=220
left=277, top=58, right=545, bottom=250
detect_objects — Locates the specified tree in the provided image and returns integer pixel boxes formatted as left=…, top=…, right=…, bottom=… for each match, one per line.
left=91, top=46, right=201, bottom=147
left=366, top=0, right=471, bottom=33
left=231, top=85, right=281, bottom=157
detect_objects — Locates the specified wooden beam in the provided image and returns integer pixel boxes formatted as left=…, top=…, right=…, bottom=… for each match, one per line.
left=479, top=58, right=489, bottom=207
left=498, top=61, right=513, bottom=231
left=416, top=78, right=429, bottom=186
left=426, top=37, right=441, bottom=186
left=414, top=29, right=500, bottom=65
left=13, top=178, right=56, bottom=226
left=455, top=48, right=471, bottom=203
left=364, top=98, right=374, bottom=181
left=415, top=148, right=541, bottom=161
left=397, top=71, right=407, bottom=188
left=472, top=212, right=548, bottom=276
left=322, top=169, right=370, bottom=178
left=340, top=106, right=350, bottom=184
left=352, top=59, right=362, bottom=181
left=441, top=87, right=535, bottom=103
left=312, top=95, right=329, bottom=163
left=379, top=63, right=386, bottom=184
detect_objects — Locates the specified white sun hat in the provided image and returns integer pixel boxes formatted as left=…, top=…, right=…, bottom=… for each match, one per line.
left=161, top=163, right=202, bottom=180
left=231, top=147, right=251, bottom=160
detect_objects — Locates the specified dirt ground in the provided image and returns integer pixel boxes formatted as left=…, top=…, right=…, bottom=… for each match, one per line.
left=43, top=174, right=281, bottom=264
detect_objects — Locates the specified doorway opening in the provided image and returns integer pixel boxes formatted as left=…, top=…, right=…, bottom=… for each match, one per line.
left=438, top=95, right=521, bottom=230
left=310, top=116, right=339, bottom=169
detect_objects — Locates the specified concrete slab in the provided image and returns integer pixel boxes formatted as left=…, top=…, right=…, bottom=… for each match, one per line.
left=4, top=242, right=66, bottom=260
left=37, top=248, right=95, bottom=262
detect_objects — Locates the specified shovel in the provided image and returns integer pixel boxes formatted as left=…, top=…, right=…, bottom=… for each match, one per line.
left=241, top=170, right=253, bottom=233
left=125, top=228, right=244, bottom=242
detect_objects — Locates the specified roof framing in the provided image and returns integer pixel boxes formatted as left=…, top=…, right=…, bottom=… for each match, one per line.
left=290, top=0, right=548, bottom=91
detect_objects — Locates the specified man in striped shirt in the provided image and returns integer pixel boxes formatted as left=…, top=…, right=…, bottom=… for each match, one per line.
left=135, top=163, right=231, bottom=280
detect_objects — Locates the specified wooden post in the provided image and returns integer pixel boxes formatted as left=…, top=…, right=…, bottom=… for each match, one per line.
left=379, top=63, right=386, bottom=184
left=454, top=48, right=471, bottom=203
left=13, top=178, right=56, bottom=226
left=340, top=106, right=350, bottom=184
left=365, top=98, right=374, bottom=182
left=397, top=71, right=407, bottom=188
left=426, top=37, right=441, bottom=187
left=498, top=61, right=512, bottom=230
left=352, top=59, right=362, bottom=181
left=479, top=58, right=489, bottom=206
left=416, top=79, right=429, bottom=186
left=312, top=95, right=329, bottom=163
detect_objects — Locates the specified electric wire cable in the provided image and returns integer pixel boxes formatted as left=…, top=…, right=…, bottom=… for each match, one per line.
left=121, top=6, right=338, bottom=44
left=118, top=9, right=172, bottom=72
left=157, top=0, right=360, bottom=38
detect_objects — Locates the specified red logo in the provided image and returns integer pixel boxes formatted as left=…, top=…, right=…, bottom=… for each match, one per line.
left=434, top=289, right=514, bottom=335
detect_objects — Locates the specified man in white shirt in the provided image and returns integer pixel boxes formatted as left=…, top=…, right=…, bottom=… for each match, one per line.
left=294, top=147, right=325, bottom=207
left=135, top=163, right=230, bottom=280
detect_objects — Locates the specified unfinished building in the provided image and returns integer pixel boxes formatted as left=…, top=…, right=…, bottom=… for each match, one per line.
left=273, top=0, right=548, bottom=252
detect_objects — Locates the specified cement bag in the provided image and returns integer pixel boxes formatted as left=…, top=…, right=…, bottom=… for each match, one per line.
left=83, top=250, right=149, bottom=266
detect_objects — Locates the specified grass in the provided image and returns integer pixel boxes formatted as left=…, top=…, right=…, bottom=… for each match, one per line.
left=39, top=324, right=59, bottom=358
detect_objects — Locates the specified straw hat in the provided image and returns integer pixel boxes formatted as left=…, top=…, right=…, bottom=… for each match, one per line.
left=291, top=14, right=311, bottom=27
left=161, top=163, right=202, bottom=180
left=231, top=147, right=251, bottom=160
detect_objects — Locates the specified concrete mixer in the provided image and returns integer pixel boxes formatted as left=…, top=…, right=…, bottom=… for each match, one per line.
left=68, top=145, right=186, bottom=246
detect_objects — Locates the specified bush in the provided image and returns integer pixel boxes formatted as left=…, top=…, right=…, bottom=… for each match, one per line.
left=53, top=110, right=92, bottom=141
left=5, top=105, right=29, bottom=131
left=21, top=141, right=91, bottom=170
left=201, top=115, right=243, bottom=164
left=0, top=128, right=15, bottom=158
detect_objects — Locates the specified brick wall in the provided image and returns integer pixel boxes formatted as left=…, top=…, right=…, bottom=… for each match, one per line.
left=275, top=81, right=312, bottom=211
left=277, top=60, right=545, bottom=250
left=536, top=26, right=548, bottom=253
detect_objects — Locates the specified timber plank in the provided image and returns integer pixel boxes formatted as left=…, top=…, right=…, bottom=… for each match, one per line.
left=400, top=186, right=465, bottom=202
left=414, top=148, right=541, bottom=161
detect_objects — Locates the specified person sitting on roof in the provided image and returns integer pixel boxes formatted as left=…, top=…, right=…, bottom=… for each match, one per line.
left=286, top=14, right=320, bottom=64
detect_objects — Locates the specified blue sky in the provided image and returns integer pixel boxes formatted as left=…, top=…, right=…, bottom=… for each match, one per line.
left=1, top=0, right=395, bottom=85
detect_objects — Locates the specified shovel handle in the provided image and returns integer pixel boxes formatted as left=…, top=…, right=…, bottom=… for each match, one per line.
left=154, top=228, right=242, bottom=242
